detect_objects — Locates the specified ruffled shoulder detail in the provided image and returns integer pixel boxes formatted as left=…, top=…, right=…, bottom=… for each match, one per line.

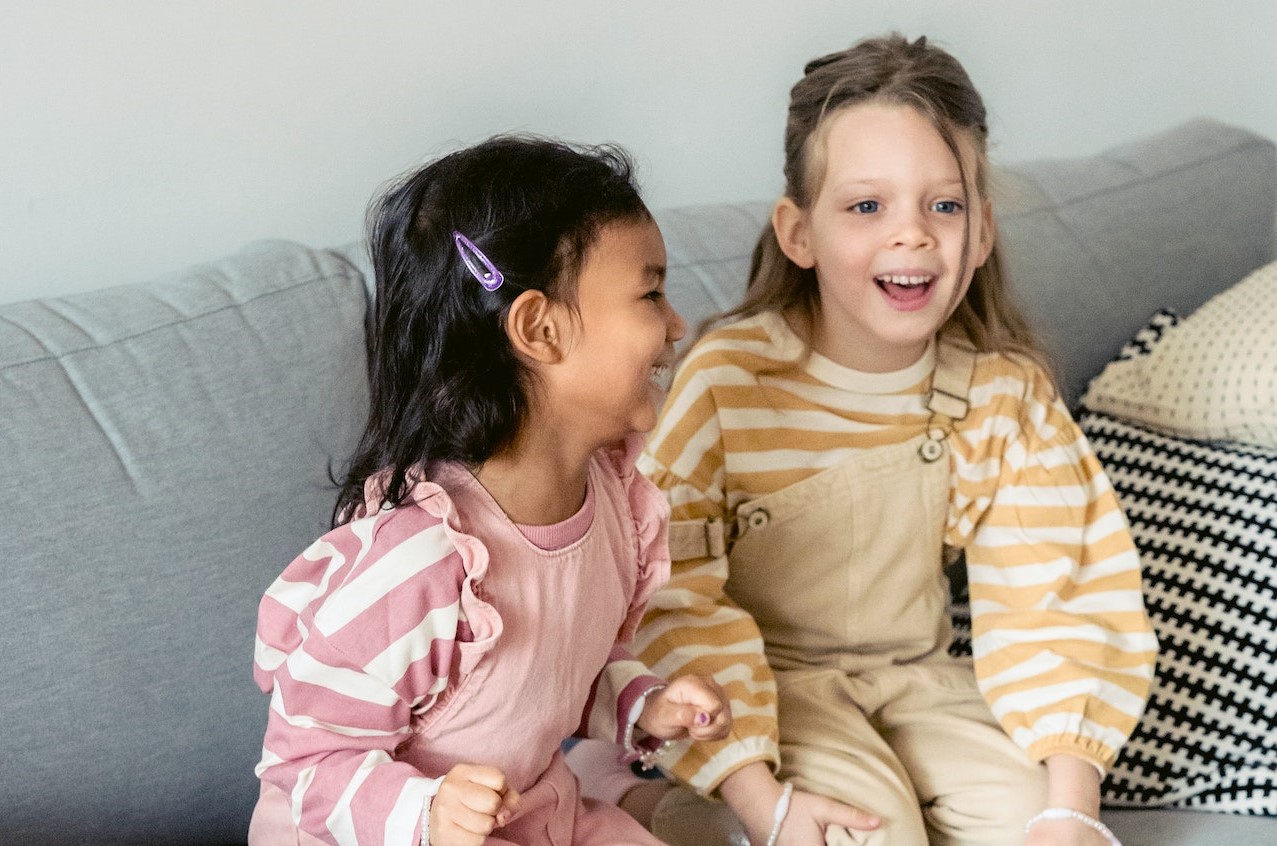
left=391, top=468, right=504, bottom=675
left=604, top=434, right=672, bottom=643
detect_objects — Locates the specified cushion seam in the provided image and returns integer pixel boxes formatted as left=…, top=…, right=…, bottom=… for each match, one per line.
left=0, top=268, right=359, bottom=373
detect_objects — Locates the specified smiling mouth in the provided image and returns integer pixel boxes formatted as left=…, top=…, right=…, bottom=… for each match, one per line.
left=875, top=273, right=934, bottom=303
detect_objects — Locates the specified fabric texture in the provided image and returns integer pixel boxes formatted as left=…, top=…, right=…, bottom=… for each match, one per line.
left=0, top=240, right=371, bottom=843
left=989, top=119, right=1276, bottom=404
left=1082, top=262, right=1277, bottom=448
left=251, top=438, right=671, bottom=844
left=633, top=311, right=1155, bottom=793
left=1075, top=313, right=1277, bottom=815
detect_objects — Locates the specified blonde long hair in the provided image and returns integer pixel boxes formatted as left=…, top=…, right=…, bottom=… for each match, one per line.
left=713, top=34, right=1048, bottom=375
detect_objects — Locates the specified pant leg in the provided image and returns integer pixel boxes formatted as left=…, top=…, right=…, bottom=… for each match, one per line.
left=652, top=667, right=930, bottom=846
left=572, top=797, right=669, bottom=846
left=873, top=660, right=1048, bottom=846
left=777, top=667, right=928, bottom=846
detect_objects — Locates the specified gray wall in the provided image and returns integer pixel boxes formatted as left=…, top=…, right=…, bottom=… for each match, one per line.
left=3, top=0, right=1276, bottom=304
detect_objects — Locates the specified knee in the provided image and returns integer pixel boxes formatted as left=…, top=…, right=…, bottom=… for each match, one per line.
left=925, top=762, right=1047, bottom=843
left=782, top=770, right=927, bottom=846
left=650, top=786, right=747, bottom=846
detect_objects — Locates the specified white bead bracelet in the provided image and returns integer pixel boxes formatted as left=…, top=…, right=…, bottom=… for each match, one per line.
left=1025, top=807, right=1122, bottom=846
left=764, top=782, right=794, bottom=846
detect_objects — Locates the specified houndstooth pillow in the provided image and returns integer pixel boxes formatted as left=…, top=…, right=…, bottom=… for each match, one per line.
left=1080, top=404, right=1277, bottom=813
left=1086, top=311, right=1277, bottom=813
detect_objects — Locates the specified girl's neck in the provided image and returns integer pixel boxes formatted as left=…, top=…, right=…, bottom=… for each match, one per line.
left=472, top=426, right=594, bottom=526
left=783, top=308, right=932, bottom=373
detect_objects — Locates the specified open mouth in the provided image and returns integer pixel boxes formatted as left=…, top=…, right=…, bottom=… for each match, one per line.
left=874, top=273, right=935, bottom=303
left=650, top=364, right=673, bottom=392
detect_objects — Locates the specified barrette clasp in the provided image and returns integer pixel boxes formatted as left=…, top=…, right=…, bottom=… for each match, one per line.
left=452, top=231, right=504, bottom=291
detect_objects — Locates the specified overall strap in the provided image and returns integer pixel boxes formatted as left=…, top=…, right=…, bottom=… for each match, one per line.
left=927, top=335, right=978, bottom=421
left=918, top=335, right=978, bottom=463
left=668, top=515, right=726, bottom=561
left=671, top=338, right=981, bottom=559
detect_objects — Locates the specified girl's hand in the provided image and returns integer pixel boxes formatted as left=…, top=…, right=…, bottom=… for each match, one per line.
left=429, top=763, right=521, bottom=846
left=637, top=674, right=731, bottom=741
left=720, top=761, right=879, bottom=846
left=772, top=789, right=880, bottom=846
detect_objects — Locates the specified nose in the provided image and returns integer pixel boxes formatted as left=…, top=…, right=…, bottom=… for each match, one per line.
left=890, top=208, right=936, bottom=249
left=665, top=299, right=687, bottom=343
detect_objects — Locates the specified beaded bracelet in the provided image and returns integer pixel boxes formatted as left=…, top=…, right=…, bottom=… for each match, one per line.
left=764, top=782, right=795, bottom=846
left=1025, top=807, right=1122, bottom=846
left=622, top=683, right=674, bottom=770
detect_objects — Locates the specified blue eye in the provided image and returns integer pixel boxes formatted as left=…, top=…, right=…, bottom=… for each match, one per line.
left=851, top=200, right=879, bottom=214
left=932, top=200, right=964, bottom=214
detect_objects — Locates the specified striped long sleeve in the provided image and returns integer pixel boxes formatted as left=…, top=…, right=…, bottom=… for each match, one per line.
left=253, top=507, right=472, bottom=845
left=955, top=358, right=1157, bottom=770
left=634, top=312, right=1156, bottom=792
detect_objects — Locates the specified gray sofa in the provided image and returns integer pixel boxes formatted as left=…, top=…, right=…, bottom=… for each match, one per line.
left=2, top=118, right=1274, bottom=845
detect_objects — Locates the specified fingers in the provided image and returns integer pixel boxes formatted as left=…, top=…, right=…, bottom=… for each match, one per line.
left=806, top=791, right=880, bottom=832
left=645, top=675, right=733, bottom=740
left=432, top=763, right=521, bottom=845
left=459, top=766, right=521, bottom=823
left=681, top=702, right=732, bottom=740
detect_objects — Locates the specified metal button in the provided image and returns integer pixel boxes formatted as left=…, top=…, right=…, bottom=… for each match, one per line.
left=746, top=508, right=770, bottom=529
left=919, top=438, right=945, bottom=463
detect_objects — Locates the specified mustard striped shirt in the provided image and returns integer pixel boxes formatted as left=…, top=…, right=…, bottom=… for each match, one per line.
left=635, top=311, right=1156, bottom=793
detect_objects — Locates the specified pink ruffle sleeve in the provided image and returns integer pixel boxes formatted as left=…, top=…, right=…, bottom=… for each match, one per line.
left=606, top=434, right=672, bottom=643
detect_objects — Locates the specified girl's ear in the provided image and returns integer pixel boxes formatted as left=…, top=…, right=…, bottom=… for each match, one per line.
left=772, top=197, right=816, bottom=269
left=506, top=290, right=565, bottom=364
left=975, top=199, right=996, bottom=267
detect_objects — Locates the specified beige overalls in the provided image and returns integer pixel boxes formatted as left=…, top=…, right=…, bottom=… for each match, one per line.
left=653, top=339, right=1047, bottom=846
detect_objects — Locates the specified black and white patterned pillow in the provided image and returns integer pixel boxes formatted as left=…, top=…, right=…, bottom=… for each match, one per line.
left=1080, top=405, right=1277, bottom=814
left=1084, top=309, right=1277, bottom=814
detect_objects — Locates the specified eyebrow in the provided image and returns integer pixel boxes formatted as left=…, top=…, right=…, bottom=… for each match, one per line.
left=835, top=177, right=965, bottom=191
left=645, top=264, right=667, bottom=283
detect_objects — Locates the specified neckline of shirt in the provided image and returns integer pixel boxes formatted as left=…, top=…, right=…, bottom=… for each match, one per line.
left=758, top=311, right=936, bottom=394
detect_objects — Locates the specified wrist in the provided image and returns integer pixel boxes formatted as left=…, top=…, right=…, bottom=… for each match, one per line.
left=1025, top=808, right=1122, bottom=846
left=624, top=683, right=671, bottom=769
left=1044, top=754, right=1102, bottom=816
left=718, top=762, right=784, bottom=839
left=764, top=781, right=794, bottom=846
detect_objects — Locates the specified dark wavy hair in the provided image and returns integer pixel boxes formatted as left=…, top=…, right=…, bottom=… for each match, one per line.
left=333, top=135, right=650, bottom=524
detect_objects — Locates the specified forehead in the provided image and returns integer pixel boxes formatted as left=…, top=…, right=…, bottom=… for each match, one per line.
left=807, top=102, right=980, bottom=196
left=575, top=217, right=666, bottom=292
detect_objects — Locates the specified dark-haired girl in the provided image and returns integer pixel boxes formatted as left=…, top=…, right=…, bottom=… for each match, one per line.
left=249, top=136, right=730, bottom=846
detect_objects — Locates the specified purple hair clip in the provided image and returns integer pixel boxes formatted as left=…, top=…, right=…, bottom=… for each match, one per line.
left=452, top=231, right=504, bottom=291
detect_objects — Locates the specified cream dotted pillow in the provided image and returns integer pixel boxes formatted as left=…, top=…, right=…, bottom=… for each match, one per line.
left=1082, top=260, right=1277, bottom=447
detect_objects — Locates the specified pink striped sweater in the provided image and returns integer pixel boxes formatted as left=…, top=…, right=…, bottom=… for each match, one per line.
left=251, top=437, right=671, bottom=845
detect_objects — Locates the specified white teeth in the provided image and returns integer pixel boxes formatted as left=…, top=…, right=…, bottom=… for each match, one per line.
left=650, top=364, right=672, bottom=390
left=875, top=274, right=931, bottom=287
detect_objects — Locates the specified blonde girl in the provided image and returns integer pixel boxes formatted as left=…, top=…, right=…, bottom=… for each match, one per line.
left=631, top=34, right=1155, bottom=846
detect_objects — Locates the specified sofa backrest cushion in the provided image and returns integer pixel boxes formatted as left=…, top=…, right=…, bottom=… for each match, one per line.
left=0, top=241, right=369, bottom=843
